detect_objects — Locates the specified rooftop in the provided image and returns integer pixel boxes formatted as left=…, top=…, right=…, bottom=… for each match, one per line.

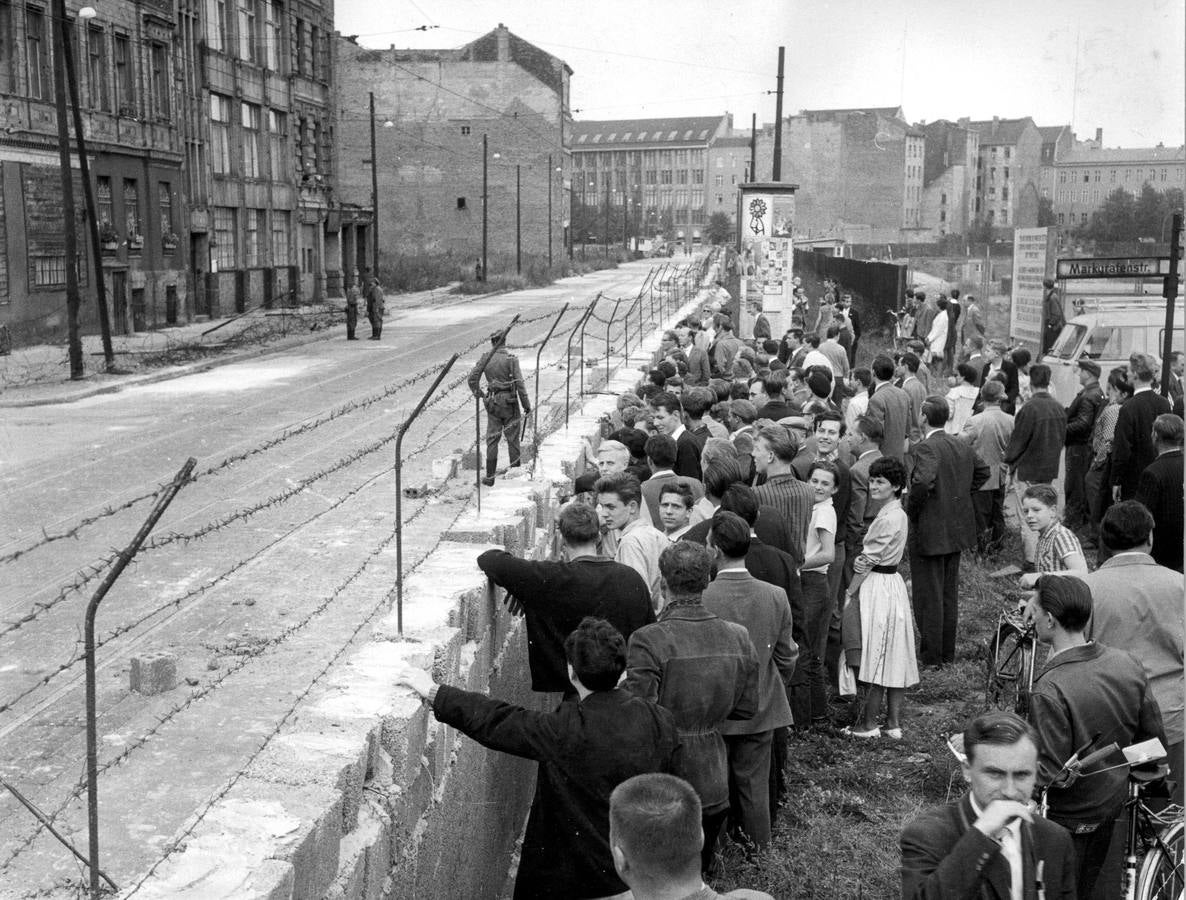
left=966, top=117, right=1035, bottom=145
left=571, top=115, right=728, bottom=147
left=798, top=106, right=905, bottom=121
left=1058, top=145, right=1186, bottom=164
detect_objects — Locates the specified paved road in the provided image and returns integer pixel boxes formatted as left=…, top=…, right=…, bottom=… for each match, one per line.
left=0, top=259, right=690, bottom=895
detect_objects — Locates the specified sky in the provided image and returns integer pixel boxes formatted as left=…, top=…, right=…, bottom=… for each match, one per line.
left=334, top=0, right=1186, bottom=148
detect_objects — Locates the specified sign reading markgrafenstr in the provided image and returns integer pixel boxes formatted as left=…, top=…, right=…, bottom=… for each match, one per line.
left=1055, top=257, right=1172, bottom=278
left=1010, top=227, right=1057, bottom=348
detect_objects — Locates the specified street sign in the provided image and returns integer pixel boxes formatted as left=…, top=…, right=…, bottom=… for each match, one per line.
left=1055, top=257, right=1171, bottom=278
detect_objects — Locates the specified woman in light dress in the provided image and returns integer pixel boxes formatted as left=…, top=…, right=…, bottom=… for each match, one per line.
left=841, top=457, right=918, bottom=739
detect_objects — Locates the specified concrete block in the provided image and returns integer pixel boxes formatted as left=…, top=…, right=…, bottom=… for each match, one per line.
left=262, top=784, right=343, bottom=900
left=378, top=701, right=429, bottom=786
left=130, top=651, right=178, bottom=695
left=430, top=455, right=458, bottom=481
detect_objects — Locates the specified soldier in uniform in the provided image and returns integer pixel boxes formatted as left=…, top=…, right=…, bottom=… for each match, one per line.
left=468, top=329, right=531, bottom=486
left=365, top=276, right=385, bottom=340
left=345, top=284, right=360, bottom=340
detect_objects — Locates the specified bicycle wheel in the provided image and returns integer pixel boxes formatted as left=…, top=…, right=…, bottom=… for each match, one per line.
left=985, top=621, right=1033, bottom=716
left=1136, top=821, right=1185, bottom=900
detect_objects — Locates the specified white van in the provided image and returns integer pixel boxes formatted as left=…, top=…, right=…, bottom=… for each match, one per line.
left=1042, top=298, right=1184, bottom=402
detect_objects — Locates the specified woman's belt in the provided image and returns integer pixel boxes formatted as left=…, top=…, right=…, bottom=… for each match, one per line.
left=871, top=564, right=898, bottom=574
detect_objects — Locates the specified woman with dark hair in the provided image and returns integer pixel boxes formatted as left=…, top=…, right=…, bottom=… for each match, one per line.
left=841, top=456, right=918, bottom=739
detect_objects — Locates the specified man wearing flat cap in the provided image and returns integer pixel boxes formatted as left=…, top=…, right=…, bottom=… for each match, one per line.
left=1062, top=359, right=1104, bottom=531
left=468, top=328, right=531, bottom=486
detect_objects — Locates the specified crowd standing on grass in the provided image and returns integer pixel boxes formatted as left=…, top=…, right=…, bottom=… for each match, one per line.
left=392, top=279, right=1182, bottom=900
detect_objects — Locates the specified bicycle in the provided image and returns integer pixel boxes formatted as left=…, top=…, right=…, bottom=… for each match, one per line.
left=1042, top=737, right=1184, bottom=900
left=985, top=600, right=1042, bottom=717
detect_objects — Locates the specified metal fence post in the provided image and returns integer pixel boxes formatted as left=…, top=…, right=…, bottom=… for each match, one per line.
left=564, top=296, right=599, bottom=426
left=86, top=457, right=195, bottom=899
left=578, top=295, right=601, bottom=398
left=394, top=352, right=459, bottom=634
left=532, top=302, right=569, bottom=440
left=605, top=297, right=623, bottom=381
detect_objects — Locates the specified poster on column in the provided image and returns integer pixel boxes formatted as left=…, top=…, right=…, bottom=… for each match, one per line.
left=1010, top=227, right=1057, bottom=350
left=737, top=183, right=797, bottom=339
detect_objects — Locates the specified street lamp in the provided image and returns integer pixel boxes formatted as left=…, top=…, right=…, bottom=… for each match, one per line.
left=481, top=135, right=488, bottom=281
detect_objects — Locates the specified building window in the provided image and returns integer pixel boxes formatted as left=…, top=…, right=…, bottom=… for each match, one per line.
left=1000, top=209, right=1008, bottom=224
left=123, top=179, right=140, bottom=238
left=262, top=0, right=281, bottom=69
left=939, top=210, right=946, bottom=222
left=96, top=177, right=114, bottom=226
left=644, top=170, right=656, bottom=185
left=241, top=102, right=261, bottom=178
left=1059, top=171, right=1066, bottom=183
left=1057, top=213, right=1064, bottom=225
left=460, top=125, right=470, bottom=135
left=213, top=207, right=236, bottom=268
left=0, top=2, right=14, bottom=94
left=206, top=0, right=228, bottom=51
left=1004, top=147, right=1011, bottom=159
left=32, top=256, right=67, bottom=286
left=244, top=208, right=261, bottom=265
left=1081, top=213, right=1088, bottom=224
left=1093, top=170, right=1100, bottom=182
left=114, top=33, right=135, bottom=114
left=158, top=182, right=173, bottom=237
left=238, top=0, right=257, bottom=62
left=690, top=188, right=703, bottom=208
left=676, top=170, right=688, bottom=185
left=692, top=169, right=703, bottom=183
left=149, top=42, right=169, bottom=118
left=1162, top=169, right=1168, bottom=182
left=1082, top=173, right=1089, bottom=183
left=25, top=7, right=48, bottom=100
left=271, top=210, right=289, bottom=264
left=211, top=93, right=231, bottom=173
left=660, top=171, right=672, bottom=185
left=1110, top=169, right=1116, bottom=182
left=268, top=109, right=286, bottom=180
left=86, top=26, right=108, bottom=110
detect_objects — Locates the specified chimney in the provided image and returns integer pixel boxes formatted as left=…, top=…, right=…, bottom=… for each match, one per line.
left=1095, top=127, right=1103, bottom=146
left=992, top=115, right=999, bottom=133
left=496, top=23, right=509, bottom=61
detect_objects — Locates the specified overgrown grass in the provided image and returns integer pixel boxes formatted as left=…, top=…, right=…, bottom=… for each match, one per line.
left=711, top=536, right=1024, bottom=899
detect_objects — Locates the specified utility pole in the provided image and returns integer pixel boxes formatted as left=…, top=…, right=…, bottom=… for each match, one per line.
left=604, top=180, right=610, bottom=258
left=749, top=113, right=757, bottom=183
left=64, top=5, right=114, bottom=371
left=515, top=163, right=521, bottom=275
left=482, top=133, right=488, bottom=280
left=369, top=92, right=379, bottom=279
left=547, top=154, right=553, bottom=268
left=568, top=180, right=574, bottom=259
left=52, top=0, right=83, bottom=379
left=1160, top=211, right=1182, bottom=397
left=772, top=46, right=785, bottom=182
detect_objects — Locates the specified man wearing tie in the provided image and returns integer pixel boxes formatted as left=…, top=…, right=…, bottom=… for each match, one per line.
left=900, top=710, right=1077, bottom=899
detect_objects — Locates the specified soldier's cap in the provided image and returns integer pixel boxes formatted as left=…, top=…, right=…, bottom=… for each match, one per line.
left=490, top=328, right=509, bottom=344
left=1077, top=359, right=1101, bottom=378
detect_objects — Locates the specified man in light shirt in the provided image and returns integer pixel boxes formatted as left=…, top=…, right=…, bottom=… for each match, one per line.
left=597, top=472, right=669, bottom=610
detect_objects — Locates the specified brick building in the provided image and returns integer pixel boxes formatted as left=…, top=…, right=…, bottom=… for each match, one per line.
left=570, top=114, right=731, bottom=249
left=917, top=119, right=980, bottom=238
left=781, top=107, right=925, bottom=244
left=334, top=26, right=571, bottom=273
left=0, top=0, right=186, bottom=342
left=1037, top=124, right=1075, bottom=209
left=963, top=116, right=1043, bottom=234
left=705, top=134, right=752, bottom=240
left=180, top=0, right=339, bottom=314
left=1052, top=143, right=1185, bottom=234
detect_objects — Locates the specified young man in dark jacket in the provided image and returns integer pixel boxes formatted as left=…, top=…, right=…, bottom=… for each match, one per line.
left=478, top=503, right=655, bottom=697
left=396, top=618, right=679, bottom=900
left=1062, top=360, right=1105, bottom=529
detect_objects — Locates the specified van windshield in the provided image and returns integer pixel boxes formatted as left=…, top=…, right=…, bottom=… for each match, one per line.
left=1079, top=326, right=1148, bottom=359
left=1051, top=324, right=1086, bottom=359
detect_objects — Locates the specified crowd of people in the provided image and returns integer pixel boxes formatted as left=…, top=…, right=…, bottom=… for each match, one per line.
left=400, top=278, right=1184, bottom=900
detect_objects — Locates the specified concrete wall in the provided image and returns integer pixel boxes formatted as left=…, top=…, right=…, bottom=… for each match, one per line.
left=127, top=283, right=704, bottom=900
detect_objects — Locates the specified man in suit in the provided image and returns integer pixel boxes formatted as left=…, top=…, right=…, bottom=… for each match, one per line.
left=650, top=391, right=703, bottom=480
left=897, top=353, right=928, bottom=442
left=960, top=381, right=1014, bottom=553
left=1134, top=413, right=1184, bottom=571
left=702, top=511, right=797, bottom=850
left=478, top=503, right=655, bottom=697
left=639, top=434, right=704, bottom=528
left=1082, top=501, right=1184, bottom=801
left=1002, top=364, right=1067, bottom=569
left=900, top=710, right=1077, bottom=899
left=1169, top=351, right=1184, bottom=418
left=981, top=341, right=1020, bottom=415
left=907, top=396, right=990, bottom=666
left=1112, top=352, right=1172, bottom=501
left=866, top=354, right=912, bottom=460
left=1062, top=360, right=1105, bottom=529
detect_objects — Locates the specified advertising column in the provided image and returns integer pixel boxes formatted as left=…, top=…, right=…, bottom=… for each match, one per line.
left=1010, top=226, right=1057, bottom=350
left=737, top=182, right=797, bottom=339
